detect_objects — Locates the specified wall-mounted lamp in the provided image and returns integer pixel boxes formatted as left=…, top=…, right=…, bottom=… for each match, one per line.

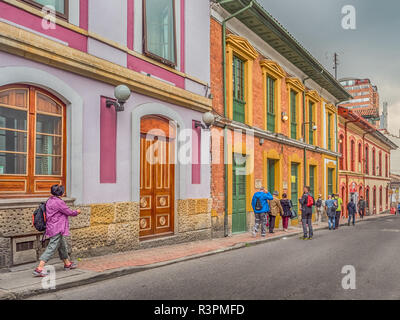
left=339, top=139, right=343, bottom=144
left=106, top=84, right=132, bottom=112
left=259, top=138, right=265, bottom=146
left=202, top=111, right=215, bottom=129
left=281, top=112, right=289, bottom=122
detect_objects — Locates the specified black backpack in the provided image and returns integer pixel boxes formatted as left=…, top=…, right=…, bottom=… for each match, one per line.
left=32, top=201, right=47, bottom=232
left=255, top=198, right=262, bottom=211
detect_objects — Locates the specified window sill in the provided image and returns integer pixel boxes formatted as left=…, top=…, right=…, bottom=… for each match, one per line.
left=0, top=197, right=75, bottom=210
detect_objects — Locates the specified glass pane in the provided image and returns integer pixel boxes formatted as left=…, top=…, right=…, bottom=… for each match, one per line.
left=36, top=156, right=62, bottom=175
left=0, top=107, right=27, bottom=130
left=36, top=135, right=62, bottom=156
left=36, top=114, right=62, bottom=135
left=0, top=130, right=27, bottom=152
left=0, top=89, right=28, bottom=108
left=36, top=93, right=62, bottom=115
left=233, top=56, right=245, bottom=101
left=145, top=0, right=176, bottom=63
left=33, top=0, right=65, bottom=14
left=0, top=153, right=26, bottom=175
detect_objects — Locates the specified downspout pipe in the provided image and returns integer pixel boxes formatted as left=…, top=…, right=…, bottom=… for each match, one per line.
left=302, top=76, right=310, bottom=189
left=221, top=0, right=254, bottom=237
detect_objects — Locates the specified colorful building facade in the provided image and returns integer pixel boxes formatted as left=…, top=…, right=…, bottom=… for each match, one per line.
left=210, top=0, right=351, bottom=237
left=338, top=107, right=397, bottom=217
left=0, top=0, right=213, bottom=268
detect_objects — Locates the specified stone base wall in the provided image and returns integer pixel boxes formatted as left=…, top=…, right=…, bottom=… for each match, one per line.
left=0, top=198, right=212, bottom=268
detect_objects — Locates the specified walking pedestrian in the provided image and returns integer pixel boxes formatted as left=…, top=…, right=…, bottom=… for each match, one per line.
left=358, top=196, right=366, bottom=219
left=333, top=193, right=343, bottom=229
left=33, top=185, right=81, bottom=277
left=347, top=198, right=356, bottom=226
left=269, top=191, right=284, bottom=234
left=299, top=186, right=315, bottom=240
left=280, top=193, right=293, bottom=232
left=325, top=195, right=336, bottom=230
left=251, top=187, right=273, bottom=237
left=315, top=194, right=325, bottom=225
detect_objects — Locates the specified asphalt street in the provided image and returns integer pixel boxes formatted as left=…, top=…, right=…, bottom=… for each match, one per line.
left=29, top=216, right=400, bottom=300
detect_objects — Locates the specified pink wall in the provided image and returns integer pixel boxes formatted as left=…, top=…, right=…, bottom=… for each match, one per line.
left=180, top=0, right=185, bottom=72
left=192, top=120, right=201, bottom=184
left=127, top=0, right=134, bottom=50
left=79, top=0, right=88, bottom=30
left=0, top=1, right=87, bottom=52
left=100, top=96, right=117, bottom=184
left=127, top=54, right=185, bottom=89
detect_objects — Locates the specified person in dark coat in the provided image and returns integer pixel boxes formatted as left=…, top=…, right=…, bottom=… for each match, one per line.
left=347, top=198, right=357, bottom=226
left=299, top=186, right=315, bottom=240
left=280, top=193, right=293, bottom=232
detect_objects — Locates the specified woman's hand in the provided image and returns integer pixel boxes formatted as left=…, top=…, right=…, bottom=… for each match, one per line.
left=76, top=209, right=81, bottom=215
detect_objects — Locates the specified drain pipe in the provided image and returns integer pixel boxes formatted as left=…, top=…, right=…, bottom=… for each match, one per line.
left=302, top=76, right=310, bottom=188
left=221, top=0, right=254, bottom=237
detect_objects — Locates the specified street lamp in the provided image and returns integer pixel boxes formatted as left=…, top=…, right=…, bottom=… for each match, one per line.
left=106, top=84, right=132, bottom=112
left=202, top=111, right=215, bottom=129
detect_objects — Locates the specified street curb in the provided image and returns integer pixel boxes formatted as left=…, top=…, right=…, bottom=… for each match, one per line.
left=2, top=213, right=392, bottom=300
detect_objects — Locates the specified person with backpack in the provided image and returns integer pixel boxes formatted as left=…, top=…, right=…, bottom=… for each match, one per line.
left=280, top=193, right=293, bottom=232
left=268, top=191, right=284, bottom=234
left=33, top=185, right=81, bottom=277
left=299, top=186, right=315, bottom=240
left=325, top=195, right=336, bottom=230
left=315, top=194, right=325, bottom=225
left=358, top=196, right=366, bottom=219
left=347, top=198, right=357, bottom=226
left=334, top=194, right=343, bottom=229
left=251, top=187, right=273, bottom=237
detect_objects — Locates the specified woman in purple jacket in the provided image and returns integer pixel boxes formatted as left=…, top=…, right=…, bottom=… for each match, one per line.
left=33, top=185, right=80, bottom=277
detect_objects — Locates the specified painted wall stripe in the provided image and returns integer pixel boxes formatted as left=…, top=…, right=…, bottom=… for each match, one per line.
left=100, top=96, right=117, bottom=184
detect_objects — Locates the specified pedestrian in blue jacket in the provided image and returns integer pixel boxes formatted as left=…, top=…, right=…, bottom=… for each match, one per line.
left=251, top=187, right=273, bottom=237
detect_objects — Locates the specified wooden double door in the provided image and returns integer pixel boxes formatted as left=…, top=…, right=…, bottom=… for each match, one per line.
left=139, top=116, right=175, bottom=239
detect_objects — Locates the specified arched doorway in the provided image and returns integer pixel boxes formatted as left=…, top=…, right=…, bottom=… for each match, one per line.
left=139, top=116, right=175, bottom=239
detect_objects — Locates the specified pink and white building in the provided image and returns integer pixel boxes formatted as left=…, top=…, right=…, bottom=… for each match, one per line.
left=0, top=0, right=213, bottom=267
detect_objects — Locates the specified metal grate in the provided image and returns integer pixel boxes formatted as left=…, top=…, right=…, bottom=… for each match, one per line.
left=16, top=241, right=34, bottom=252
left=0, top=255, right=6, bottom=268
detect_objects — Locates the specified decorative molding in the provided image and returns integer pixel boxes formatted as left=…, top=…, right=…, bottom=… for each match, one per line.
left=0, top=22, right=212, bottom=113
left=306, top=90, right=321, bottom=103
left=259, top=59, right=285, bottom=79
left=226, top=34, right=258, bottom=61
left=286, top=77, right=305, bottom=92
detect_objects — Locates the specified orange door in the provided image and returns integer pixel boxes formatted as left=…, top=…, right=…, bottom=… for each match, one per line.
left=140, top=116, right=175, bottom=239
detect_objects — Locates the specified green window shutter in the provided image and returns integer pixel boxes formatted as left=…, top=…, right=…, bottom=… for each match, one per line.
left=290, top=90, right=297, bottom=139
left=328, top=168, right=334, bottom=196
left=267, top=77, right=275, bottom=132
left=233, top=56, right=245, bottom=123
left=328, top=113, right=332, bottom=150
left=267, top=159, right=275, bottom=193
left=309, top=102, right=313, bottom=145
left=291, top=163, right=299, bottom=213
left=309, top=165, right=315, bottom=195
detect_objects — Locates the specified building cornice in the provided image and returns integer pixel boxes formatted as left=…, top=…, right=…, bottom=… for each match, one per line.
left=214, top=117, right=341, bottom=158
left=0, top=22, right=212, bottom=112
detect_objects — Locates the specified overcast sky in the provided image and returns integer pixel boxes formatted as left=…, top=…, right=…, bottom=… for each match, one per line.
left=259, top=0, right=400, bottom=135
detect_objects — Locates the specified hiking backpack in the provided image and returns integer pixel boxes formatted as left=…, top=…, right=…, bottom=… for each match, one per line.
left=306, top=194, right=314, bottom=207
left=255, top=198, right=262, bottom=211
left=32, top=202, right=47, bottom=232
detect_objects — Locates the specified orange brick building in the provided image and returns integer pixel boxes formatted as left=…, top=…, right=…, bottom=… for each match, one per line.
left=209, top=0, right=351, bottom=237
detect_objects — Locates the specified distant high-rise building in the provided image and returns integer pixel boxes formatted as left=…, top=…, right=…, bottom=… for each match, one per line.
left=380, top=102, right=389, bottom=131
left=339, top=78, right=380, bottom=127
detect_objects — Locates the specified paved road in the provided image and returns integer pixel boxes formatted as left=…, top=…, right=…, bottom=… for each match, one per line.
left=29, top=216, right=400, bottom=300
